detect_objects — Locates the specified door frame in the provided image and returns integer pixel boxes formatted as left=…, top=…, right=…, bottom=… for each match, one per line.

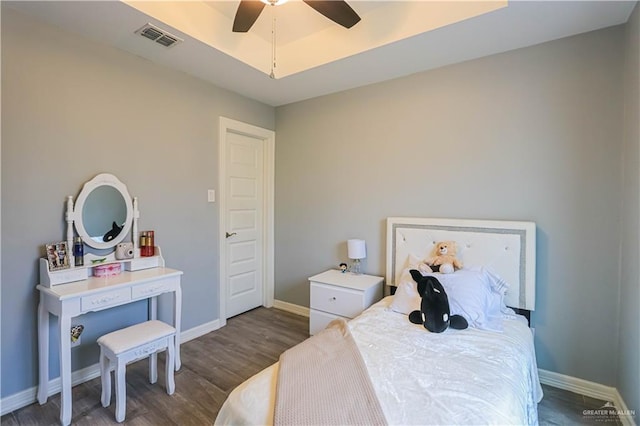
left=218, top=117, right=275, bottom=327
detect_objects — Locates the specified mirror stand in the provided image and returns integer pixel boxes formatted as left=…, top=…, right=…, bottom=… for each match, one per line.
left=132, top=196, right=140, bottom=255
left=64, top=195, right=140, bottom=264
left=39, top=174, right=163, bottom=287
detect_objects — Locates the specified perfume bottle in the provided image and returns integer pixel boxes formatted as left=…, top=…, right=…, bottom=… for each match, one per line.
left=140, top=231, right=148, bottom=257
left=73, top=237, right=84, bottom=267
left=147, top=230, right=155, bottom=256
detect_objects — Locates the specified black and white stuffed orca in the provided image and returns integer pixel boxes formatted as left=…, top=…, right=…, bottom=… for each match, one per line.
left=408, top=269, right=468, bottom=333
left=103, top=221, right=123, bottom=242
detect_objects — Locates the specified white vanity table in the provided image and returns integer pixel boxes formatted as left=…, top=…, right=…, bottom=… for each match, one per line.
left=36, top=174, right=183, bottom=426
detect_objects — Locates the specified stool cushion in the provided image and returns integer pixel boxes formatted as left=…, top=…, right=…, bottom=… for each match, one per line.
left=97, top=320, right=175, bottom=355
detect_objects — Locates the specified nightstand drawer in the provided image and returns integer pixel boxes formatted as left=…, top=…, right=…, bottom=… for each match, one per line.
left=310, top=309, right=346, bottom=335
left=310, top=283, right=364, bottom=318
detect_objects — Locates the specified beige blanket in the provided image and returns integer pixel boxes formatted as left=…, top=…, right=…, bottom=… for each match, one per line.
left=274, top=319, right=387, bottom=426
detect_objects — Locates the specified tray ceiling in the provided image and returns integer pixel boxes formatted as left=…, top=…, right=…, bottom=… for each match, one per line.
left=6, top=1, right=637, bottom=106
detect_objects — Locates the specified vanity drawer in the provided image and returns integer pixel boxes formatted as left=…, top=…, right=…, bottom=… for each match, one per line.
left=81, top=288, right=131, bottom=313
left=310, top=283, right=364, bottom=319
left=132, top=279, right=176, bottom=299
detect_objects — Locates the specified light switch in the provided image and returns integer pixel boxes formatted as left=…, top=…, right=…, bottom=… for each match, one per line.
left=208, top=190, right=215, bottom=203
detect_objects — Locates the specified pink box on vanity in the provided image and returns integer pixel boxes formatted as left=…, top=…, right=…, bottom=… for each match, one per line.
left=93, top=263, right=122, bottom=277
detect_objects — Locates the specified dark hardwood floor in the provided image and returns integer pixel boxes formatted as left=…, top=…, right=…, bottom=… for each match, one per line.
left=2, top=307, right=622, bottom=425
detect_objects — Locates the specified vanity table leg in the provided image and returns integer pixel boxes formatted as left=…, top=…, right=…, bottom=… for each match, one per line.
left=149, top=295, right=157, bottom=321
left=148, top=296, right=158, bottom=383
left=37, top=299, right=49, bottom=404
left=174, top=286, right=182, bottom=370
left=59, top=314, right=72, bottom=426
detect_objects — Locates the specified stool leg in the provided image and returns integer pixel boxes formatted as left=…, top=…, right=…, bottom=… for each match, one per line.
left=149, top=351, right=158, bottom=384
left=115, top=361, right=127, bottom=423
left=100, top=351, right=111, bottom=408
left=166, top=336, right=175, bottom=395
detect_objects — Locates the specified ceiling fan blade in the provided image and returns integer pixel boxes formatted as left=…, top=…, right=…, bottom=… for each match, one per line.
left=302, top=0, right=361, bottom=29
left=233, top=0, right=266, bottom=33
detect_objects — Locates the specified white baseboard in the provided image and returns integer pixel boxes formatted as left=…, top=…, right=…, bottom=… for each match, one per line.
left=539, top=368, right=617, bottom=401
left=0, top=320, right=222, bottom=417
left=539, top=369, right=636, bottom=426
left=273, top=299, right=309, bottom=317
left=611, top=388, right=637, bottom=426
left=180, top=319, right=221, bottom=343
left=0, top=363, right=101, bottom=416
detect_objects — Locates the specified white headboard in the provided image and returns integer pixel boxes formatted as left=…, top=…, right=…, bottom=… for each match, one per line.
left=386, top=217, right=536, bottom=311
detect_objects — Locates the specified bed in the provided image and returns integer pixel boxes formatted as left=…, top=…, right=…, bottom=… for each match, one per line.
left=215, top=217, right=543, bottom=425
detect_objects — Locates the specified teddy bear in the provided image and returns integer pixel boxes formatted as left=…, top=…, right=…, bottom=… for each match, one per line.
left=408, top=270, right=468, bottom=332
left=415, top=260, right=433, bottom=275
left=426, top=241, right=462, bottom=274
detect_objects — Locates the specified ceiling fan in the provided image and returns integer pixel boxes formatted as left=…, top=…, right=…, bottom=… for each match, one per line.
left=232, top=0, right=361, bottom=33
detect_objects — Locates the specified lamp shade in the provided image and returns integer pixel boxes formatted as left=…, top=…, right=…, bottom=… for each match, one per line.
left=347, top=239, right=366, bottom=260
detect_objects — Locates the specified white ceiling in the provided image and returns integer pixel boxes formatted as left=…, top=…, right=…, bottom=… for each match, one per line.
left=6, top=1, right=637, bottom=107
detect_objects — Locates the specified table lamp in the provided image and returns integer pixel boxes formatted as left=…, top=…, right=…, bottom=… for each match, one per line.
left=347, top=239, right=366, bottom=275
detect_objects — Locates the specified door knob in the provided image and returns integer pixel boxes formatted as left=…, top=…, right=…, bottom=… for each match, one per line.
left=225, top=232, right=237, bottom=238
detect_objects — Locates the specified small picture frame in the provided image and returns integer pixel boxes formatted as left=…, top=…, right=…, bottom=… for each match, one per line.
left=46, top=241, right=70, bottom=271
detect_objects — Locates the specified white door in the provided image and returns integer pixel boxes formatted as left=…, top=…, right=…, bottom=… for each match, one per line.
left=225, top=133, right=264, bottom=317
left=219, top=118, right=275, bottom=322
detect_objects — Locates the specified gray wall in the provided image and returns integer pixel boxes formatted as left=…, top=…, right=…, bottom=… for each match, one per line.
left=2, top=0, right=637, bottom=411
left=619, top=2, right=640, bottom=414
left=1, top=6, right=274, bottom=398
left=275, top=26, right=626, bottom=388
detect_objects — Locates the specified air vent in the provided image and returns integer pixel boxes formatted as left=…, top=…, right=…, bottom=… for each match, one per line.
left=135, top=23, right=182, bottom=48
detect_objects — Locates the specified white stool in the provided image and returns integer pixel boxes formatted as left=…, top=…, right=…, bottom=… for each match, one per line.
left=97, top=320, right=176, bottom=423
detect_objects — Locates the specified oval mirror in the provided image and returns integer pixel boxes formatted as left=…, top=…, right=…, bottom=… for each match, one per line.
left=74, top=174, right=133, bottom=250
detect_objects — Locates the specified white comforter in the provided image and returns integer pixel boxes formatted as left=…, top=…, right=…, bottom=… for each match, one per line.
left=215, top=297, right=543, bottom=425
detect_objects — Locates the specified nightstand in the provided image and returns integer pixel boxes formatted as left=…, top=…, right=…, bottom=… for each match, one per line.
left=308, top=269, right=384, bottom=335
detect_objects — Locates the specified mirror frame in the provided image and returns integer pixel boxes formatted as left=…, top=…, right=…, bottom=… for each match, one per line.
left=74, top=173, right=133, bottom=250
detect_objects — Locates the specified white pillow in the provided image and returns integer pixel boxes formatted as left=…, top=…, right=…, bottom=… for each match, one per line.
left=389, top=275, right=420, bottom=315
left=390, top=266, right=509, bottom=331
left=437, top=268, right=507, bottom=331
left=403, top=253, right=424, bottom=271
left=389, top=254, right=425, bottom=315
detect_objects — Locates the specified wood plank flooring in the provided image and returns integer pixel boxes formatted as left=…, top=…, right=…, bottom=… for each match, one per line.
left=2, top=307, right=622, bottom=425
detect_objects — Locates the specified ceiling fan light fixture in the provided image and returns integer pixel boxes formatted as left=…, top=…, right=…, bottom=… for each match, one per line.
left=234, top=0, right=359, bottom=33
left=260, top=0, right=288, bottom=6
